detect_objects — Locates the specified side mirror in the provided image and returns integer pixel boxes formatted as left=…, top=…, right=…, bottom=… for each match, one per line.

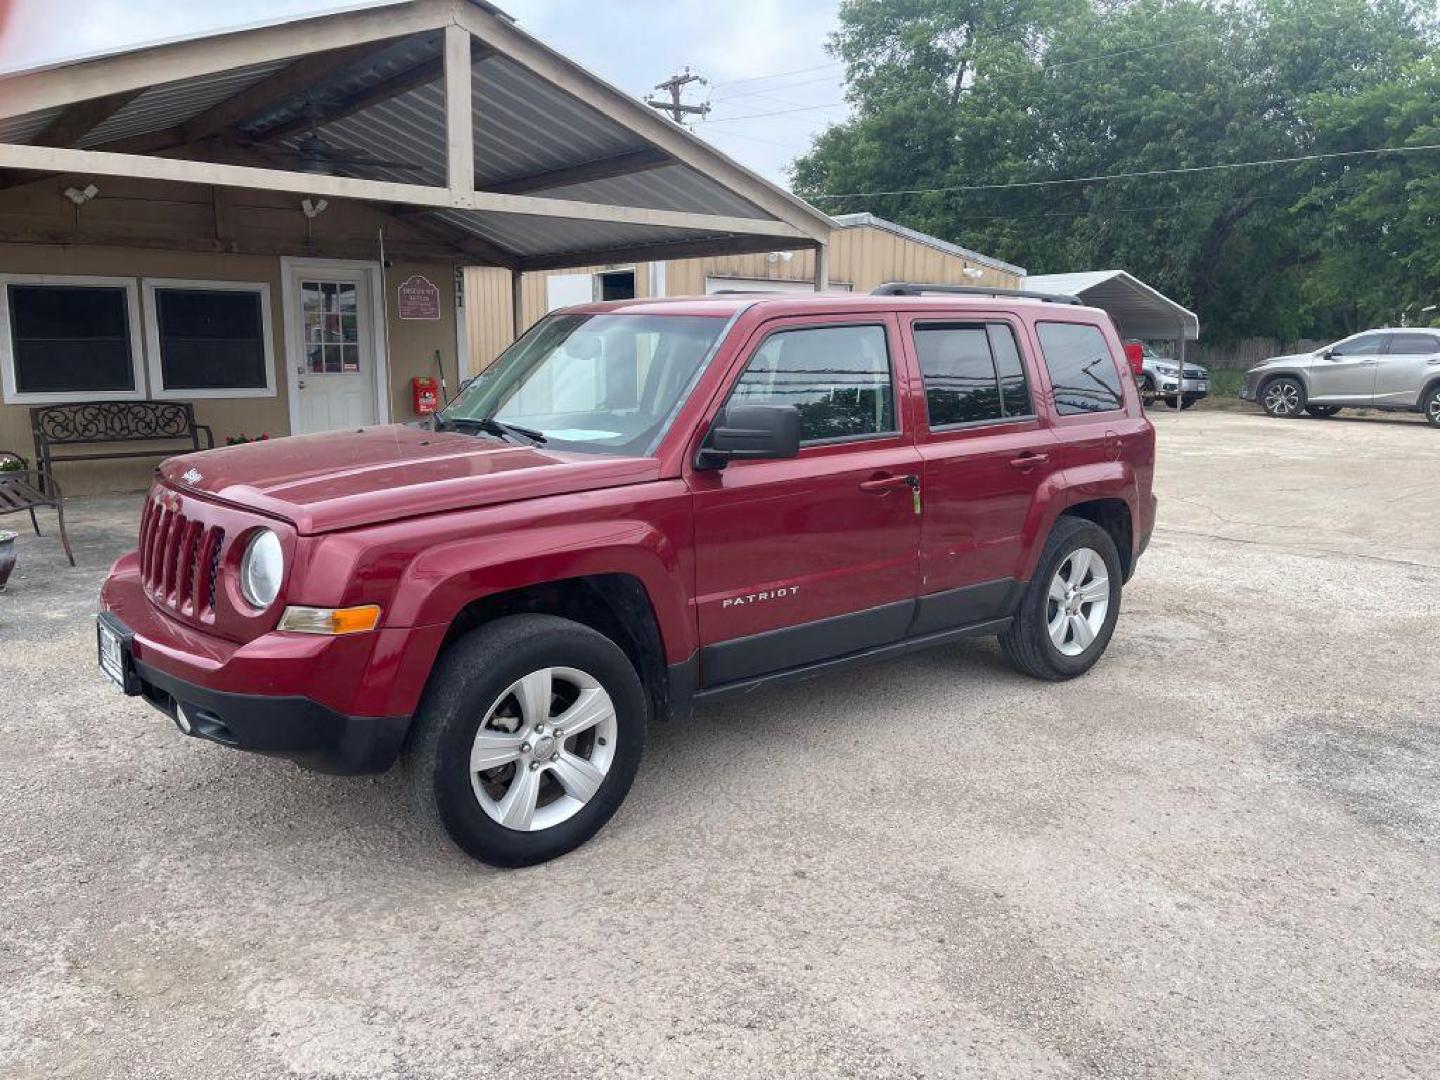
left=1321, top=348, right=1336, bottom=361
left=696, top=404, right=801, bottom=470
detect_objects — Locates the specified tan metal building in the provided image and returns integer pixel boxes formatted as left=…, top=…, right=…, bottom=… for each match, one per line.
left=0, top=0, right=832, bottom=493
left=463, top=211, right=1026, bottom=370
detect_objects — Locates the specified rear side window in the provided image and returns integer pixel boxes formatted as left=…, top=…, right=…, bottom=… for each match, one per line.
left=731, top=324, right=894, bottom=443
left=1387, top=333, right=1440, bottom=355
left=1035, top=322, right=1124, bottom=415
left=914, top=322, right=1032, bottom=427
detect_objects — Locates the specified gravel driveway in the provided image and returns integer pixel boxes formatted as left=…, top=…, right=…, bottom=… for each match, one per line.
left=3, top=408, right=1437, bottom=1079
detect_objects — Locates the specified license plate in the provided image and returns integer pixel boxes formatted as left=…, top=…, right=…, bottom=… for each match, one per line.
left=97, top=618, right=126, bottom=689
left=1197, top=382, right=1209, bottom=392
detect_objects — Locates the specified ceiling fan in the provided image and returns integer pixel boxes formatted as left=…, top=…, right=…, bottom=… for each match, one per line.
left=243, top=101, right=425, bottom=177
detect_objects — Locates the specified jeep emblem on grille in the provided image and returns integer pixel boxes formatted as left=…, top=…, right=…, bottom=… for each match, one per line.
left=181, top=468, right=203, bottom=486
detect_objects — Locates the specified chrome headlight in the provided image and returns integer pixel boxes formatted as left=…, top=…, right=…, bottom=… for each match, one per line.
left=240, top=529, right=284, bottom=609
left=1154, top=364, right=1178, bottom=376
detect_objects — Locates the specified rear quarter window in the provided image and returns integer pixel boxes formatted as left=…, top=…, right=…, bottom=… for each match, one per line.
left=1035, top=321, right=1125, bottom=415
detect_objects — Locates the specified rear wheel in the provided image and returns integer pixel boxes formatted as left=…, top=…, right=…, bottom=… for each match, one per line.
left=1305, top=405, right=1341, bottom=418
left=1261, top=376, right=1306, bottom=418
left=999, top=516, right=1122, bottom=681
left=406, top=614, right=646, bottom=867
left=1424, top=386, right=1440, bottom=428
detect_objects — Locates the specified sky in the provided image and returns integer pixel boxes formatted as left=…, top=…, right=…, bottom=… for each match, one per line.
left=0, top=0, right=850, bottom=184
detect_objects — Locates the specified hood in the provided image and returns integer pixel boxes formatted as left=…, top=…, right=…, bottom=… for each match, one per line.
left=159, top=425, right=660, bottom=534
left=1253, top=352, right=1313, bottom=370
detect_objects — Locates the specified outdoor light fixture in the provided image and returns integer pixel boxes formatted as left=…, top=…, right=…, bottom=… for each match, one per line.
left=63, top=184, right=99, bottom=205
left=962, top=267, right=984, bottom=279
left=301, top=197, right=330, bottom=219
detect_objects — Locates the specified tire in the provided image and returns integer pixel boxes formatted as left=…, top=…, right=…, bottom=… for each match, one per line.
left=406, top=614, right=646, bottom=867
left=1139, top=375, right=1157, bottom=407
left=1424, top=386, right=1440, bottom=429
left=1304, top=405, right=1341, bottom=418
left=999, top=516, right=1123, bottom=681
left=1261, top=376, right=1306, bottom=418
left=1179, top=397, right=1200, bottom=410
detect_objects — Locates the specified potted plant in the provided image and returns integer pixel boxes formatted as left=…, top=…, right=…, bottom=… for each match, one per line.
left=0, top=529, right=15, bottom=592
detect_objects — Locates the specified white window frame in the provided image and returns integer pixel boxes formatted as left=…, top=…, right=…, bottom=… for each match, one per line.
left=142, top=277, right=276, bottom=400
left=0, top=273, right=147, bottom=405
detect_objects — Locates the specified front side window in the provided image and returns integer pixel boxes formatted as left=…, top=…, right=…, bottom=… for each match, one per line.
left=1387, top=333, right=1439, bottom=356
left=731, top=324, right=894, bottom=443
left=6, top=283, right=136, bottom=396
left=1035, top=321, right=1124, bottom=415
left=441, top=312, right=728, bottom=455
left=914, top=322, right=1032, bottom=427
left=1330, top=333, right=1386, bottom=357
left=152, top=286, right=270, bottom=393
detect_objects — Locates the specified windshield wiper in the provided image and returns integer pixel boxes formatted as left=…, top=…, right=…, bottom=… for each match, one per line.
left=441, top=416, right=547, bottom=446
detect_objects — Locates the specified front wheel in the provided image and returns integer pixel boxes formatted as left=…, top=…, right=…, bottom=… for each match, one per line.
left=1424, top=386, right=1440, bottom=428
left=406, top=614, right=646, bottom=867
left=1139, top=375, right=1157, bottom=407
left=1179, top=397, right=1200, bottom=410
left=1262, top=376, right=1306, bottom=418
left=999, top=516, right=1122, bottom=681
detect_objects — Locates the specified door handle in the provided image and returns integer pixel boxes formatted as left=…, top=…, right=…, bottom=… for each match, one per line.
left=859, top=473, right=917, bottom=494
left=1009, top=452, right=1049, bottom=471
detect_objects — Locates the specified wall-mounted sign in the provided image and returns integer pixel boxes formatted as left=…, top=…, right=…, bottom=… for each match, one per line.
left=397, top=274, right=441, bottom=320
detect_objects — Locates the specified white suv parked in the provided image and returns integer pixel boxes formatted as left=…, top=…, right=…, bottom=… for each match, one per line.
left=1241, top=329, right=1440, bottom=425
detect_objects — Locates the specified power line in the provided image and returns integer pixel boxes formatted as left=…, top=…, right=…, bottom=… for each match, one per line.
left=805, top=144, right=1440, bottom=200
left=709, top=61, right=843, bottom=90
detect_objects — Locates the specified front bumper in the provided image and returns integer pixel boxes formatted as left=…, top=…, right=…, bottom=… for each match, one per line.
left=1155, top=374, right=1209, bottom=397
left=98, top=553, right=442, bottom=774
left=1239, top=370, right=1263, bottom=401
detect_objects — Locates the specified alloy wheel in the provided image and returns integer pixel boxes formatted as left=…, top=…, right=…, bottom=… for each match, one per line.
left=468, top=667, right=617, bottom=832
left=1047, top=547, right=1110, bottom=657
left=1264, top=381, right=1301, bottom=416
left=1429, top=395, right=1440, bottom=425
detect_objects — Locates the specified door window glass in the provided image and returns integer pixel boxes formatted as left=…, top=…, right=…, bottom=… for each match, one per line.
left=1035, top=321, right=1124, bottom=414
left=915, top=326, right=1001, bottom=425
left=1329, top=333, right=1385, bottom=357
left=302, top=281, right=360, bottom=375
left=1386, top=333, right=1440, bottom=355
left=989, top=324, right=1032, bottom=416
left=731, top=324, right=894, bottom=443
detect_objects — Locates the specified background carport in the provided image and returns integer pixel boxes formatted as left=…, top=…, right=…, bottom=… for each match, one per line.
left=1024, top=270, right=1200, bottom=373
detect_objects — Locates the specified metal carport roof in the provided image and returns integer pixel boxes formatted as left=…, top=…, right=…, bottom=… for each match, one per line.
left=0, top=0, right=834, bottom=272
left=1023, top=271, right=1200, bottom=341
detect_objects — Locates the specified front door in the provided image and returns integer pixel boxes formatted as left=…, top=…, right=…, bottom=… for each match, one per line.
left=286, top=264, right=380, bottom=434
left=1309, top=331, right=1386, bottom=403
left=689, top=315, right=922, bottom=687
left=1373, top=331, right=1440, bottom=408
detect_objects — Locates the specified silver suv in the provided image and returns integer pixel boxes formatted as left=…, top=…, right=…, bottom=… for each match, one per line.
left=1241, top=329, right=1440, bottom=425
left=1137, top=347, right=1209, bottom=409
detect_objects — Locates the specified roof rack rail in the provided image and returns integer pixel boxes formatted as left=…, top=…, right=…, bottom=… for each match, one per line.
left=870, top=282, right=1082, bottom=305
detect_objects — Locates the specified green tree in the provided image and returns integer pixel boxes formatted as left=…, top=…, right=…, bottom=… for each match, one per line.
left=792, top=0, right=1438, bottom=340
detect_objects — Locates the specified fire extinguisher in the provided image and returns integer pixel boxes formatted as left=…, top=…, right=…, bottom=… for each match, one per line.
left=412, top=376, right=439, bottom=415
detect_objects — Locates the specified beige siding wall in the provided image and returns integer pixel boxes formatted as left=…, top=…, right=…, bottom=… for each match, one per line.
left=462, top=225, right=1023, bottom=370
left=0, top=242, right=461, bottom=494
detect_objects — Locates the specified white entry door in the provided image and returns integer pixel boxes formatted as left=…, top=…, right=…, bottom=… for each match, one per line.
left=283, top=260, right=384, bottom=434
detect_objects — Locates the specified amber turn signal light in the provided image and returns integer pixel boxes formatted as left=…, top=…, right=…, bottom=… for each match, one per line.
left=278, top=604, right=382, bottom=635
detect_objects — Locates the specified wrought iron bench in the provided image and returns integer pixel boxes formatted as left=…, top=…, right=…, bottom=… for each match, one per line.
left=30, top=401, right=214, bottom=495
left=0, top=451, right=74, bottom=566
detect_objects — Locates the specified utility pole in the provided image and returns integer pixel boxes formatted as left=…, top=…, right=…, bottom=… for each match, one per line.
left=645, top=68, right=710, bottom=125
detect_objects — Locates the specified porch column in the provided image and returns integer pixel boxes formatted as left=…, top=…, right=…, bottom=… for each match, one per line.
left=444, top=23, right=475, bottom=205
left=813, top=242, right=830, bottom=291
left=511, top=268, right=525, bottom=343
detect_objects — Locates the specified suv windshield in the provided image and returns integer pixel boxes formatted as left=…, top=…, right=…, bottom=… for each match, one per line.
left=440, top=312, right=728, bottom=455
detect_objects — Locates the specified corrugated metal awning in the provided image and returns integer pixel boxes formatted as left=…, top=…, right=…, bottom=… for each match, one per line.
left=1023, top=270, right=1200, bottom=340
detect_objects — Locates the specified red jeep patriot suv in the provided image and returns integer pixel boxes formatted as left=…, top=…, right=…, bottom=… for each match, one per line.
left=98, top=284, right=1155, bottom=866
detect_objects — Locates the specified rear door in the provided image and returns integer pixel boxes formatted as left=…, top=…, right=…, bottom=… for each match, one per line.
left=1309, top=332, right=1387, bottom=402
left=688, top=314, right=923, bottom=686
left=1373, top=332, right=1440, bottom=407
left=901, top=313, right=1058, bottom=631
